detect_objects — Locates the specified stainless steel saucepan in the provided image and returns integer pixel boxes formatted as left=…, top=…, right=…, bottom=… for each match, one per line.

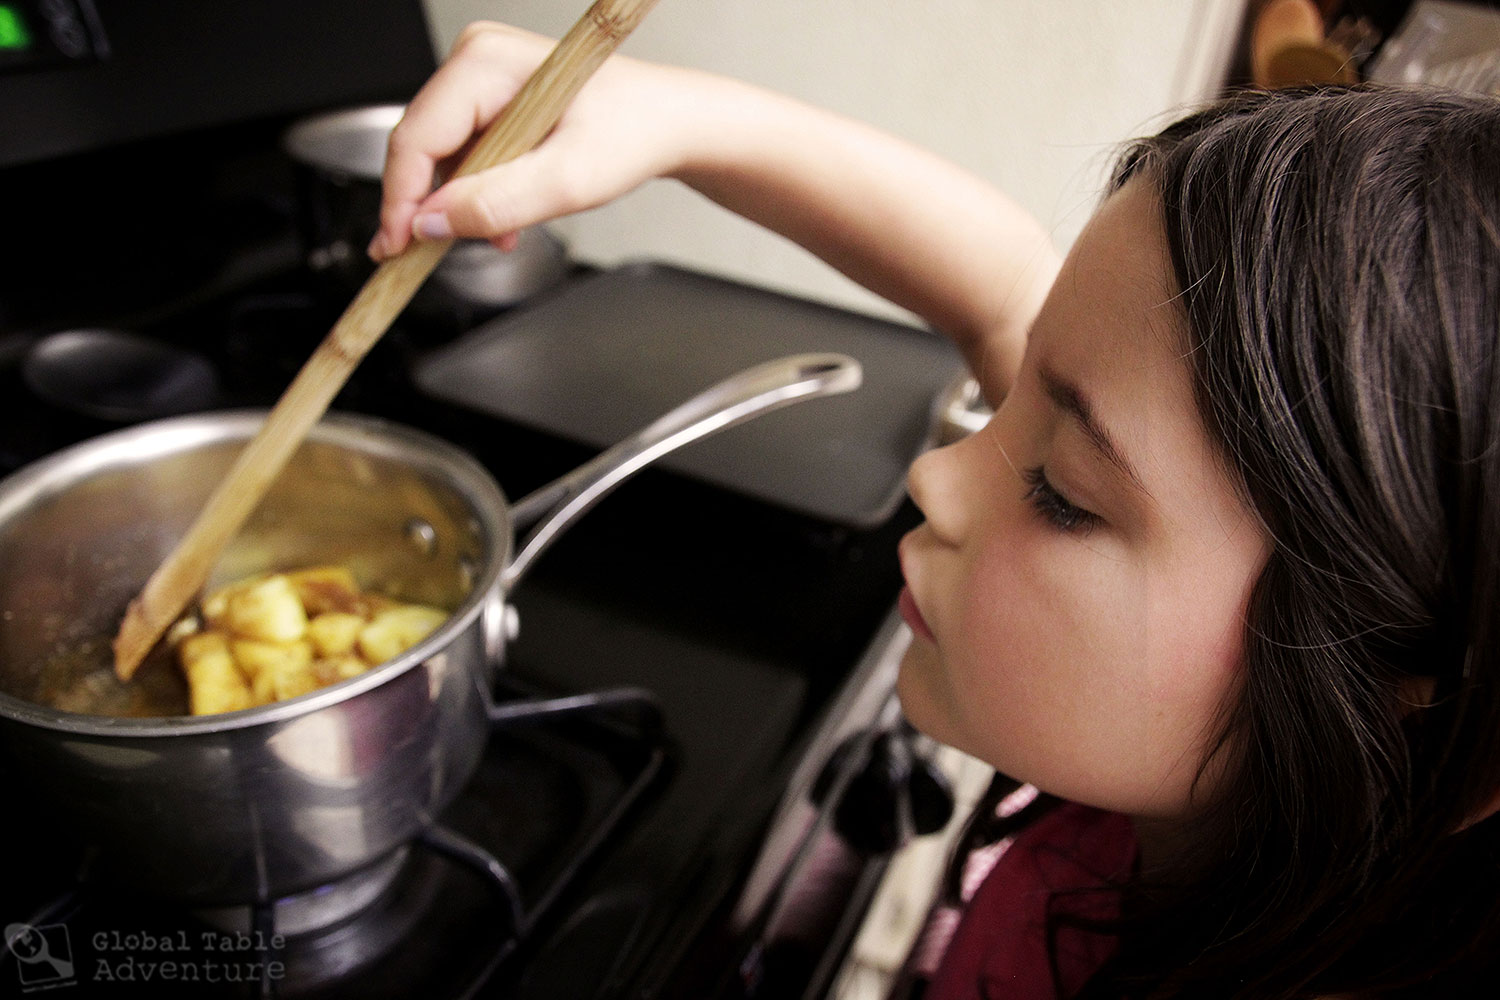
left=0, top=352, right=859, bottom=904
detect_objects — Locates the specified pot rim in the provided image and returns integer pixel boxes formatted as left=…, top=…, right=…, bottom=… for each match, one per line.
left=0, top=409, right=511, bottom=738
left=282, top=104, right=405, bottom=181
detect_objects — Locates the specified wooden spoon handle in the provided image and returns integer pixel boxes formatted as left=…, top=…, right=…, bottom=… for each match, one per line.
left=114, top=0, right=662, bottom=679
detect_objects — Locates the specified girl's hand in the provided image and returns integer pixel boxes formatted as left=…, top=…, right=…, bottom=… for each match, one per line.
left=372, top=21, right=1056, bottom=398
left=368, top=22, right=688, bottom=260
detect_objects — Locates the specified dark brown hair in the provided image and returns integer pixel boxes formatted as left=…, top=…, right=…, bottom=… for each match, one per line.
left=1080, top=85, right=1500, bottom=998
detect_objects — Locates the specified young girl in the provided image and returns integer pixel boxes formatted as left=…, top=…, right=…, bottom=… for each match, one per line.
left=369, top=24, right=1500, bottom=1000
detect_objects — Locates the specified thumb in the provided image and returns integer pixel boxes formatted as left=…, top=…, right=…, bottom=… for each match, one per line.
left=410, top=151, right=571, bottom=243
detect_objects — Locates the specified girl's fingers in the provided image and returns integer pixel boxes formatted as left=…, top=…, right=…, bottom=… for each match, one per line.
left=375, top=86, right=508, bottom=256
left=407, top=148, right=573, bottom=243
left=368, top=23, right=668, bottom=260
left=372, top=25, right=552, bottom=259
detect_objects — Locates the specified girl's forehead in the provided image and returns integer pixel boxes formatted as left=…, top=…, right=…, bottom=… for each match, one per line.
left=1032, top=182, right=1187, bottom=392
left=1027, top=182, right=1224, bottom=500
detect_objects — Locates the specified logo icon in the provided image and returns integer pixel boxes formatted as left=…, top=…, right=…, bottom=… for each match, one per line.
left=4, top=923, right=76, bottom=991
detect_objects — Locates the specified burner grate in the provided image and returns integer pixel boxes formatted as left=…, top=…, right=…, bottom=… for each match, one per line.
left=0, top=686, right=667, bottom=1000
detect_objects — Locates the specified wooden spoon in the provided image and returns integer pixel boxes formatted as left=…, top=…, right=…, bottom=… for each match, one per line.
left=113, top=0, right=663, bottom=680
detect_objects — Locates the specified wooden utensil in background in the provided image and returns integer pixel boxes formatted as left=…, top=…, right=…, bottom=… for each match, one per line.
left=113, top=0, right=663, bottom=679
left=1251, top=0, right=1358, bottom=88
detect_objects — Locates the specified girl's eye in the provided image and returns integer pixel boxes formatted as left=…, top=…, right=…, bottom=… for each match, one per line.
left=1022, top=466, right=1101, bottom=534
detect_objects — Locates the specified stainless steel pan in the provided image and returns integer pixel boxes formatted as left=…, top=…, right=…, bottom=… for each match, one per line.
left=0, top=353, right=859, bottom=904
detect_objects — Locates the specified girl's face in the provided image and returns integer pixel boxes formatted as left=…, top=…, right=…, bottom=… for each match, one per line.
left=897, top=180, right=1269, bottom=820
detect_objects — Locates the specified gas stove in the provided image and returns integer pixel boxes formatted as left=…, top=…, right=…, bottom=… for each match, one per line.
left=0, top=259, right=937, bottom=1000
left=0, top=4, right=958, bottom=996
left=0, top=257, right=942, bottom=1000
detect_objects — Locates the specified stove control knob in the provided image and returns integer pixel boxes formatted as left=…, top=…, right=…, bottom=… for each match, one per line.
left=907, top=750, right=956, bottom=836
left=815, top=729, right=956, bottom=854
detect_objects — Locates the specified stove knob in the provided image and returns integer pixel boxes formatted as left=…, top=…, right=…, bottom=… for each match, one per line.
left=907, top=750, right=956, bottom=836
left=831, top=732, right=904, bottom=853
left=823, top=731, right=956, bottom=854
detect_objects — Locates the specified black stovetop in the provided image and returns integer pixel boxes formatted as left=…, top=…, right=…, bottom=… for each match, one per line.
left=0, top=255, right=918, bottom=998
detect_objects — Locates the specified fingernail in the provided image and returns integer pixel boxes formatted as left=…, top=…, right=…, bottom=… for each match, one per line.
left=367, top=232, right=388, bottom=261
left=413, top=212, right=453, bottom=241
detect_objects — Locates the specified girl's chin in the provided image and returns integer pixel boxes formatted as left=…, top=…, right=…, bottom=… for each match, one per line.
left=895, top=641, right=947, bottom=741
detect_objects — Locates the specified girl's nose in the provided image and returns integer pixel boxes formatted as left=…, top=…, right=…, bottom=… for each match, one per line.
left=906, top=440, right=971, bottom=545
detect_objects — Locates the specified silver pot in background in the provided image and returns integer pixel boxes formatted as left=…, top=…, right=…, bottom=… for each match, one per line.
left=0, top=354, right=860, bottom=905
left=282, top=105, right=571, bottom=321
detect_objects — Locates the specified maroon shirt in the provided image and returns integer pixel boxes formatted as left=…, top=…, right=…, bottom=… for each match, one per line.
left=924, top=801, right=1137, bottom=1000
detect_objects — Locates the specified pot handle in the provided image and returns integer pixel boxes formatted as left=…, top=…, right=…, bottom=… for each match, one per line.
left=501, top=352, right=861, bottom=591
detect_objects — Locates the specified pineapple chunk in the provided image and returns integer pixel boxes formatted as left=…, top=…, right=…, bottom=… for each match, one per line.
left=261, top=667, right=320, bottom=704
left=201, top=575, right=258, bottom=629
left=357, top=605, right=448, bottom=665
left=177, top=564, right=454, bottom=715
left=179, top=633, right=254, bottom=716
left=364, top=593, right=402, bottom=617
left=286, top=566, right=367, bottom=616
left=307, top=612, right=367, bottom=658
left=231, top=639, right=316, bottom=704
left=220, top=575, right=308, bottom=643
left=312, top=655, right=372, bottom=686
left=230, top=637, right=313, bottom=676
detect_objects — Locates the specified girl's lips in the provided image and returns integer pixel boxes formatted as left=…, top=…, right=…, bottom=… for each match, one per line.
left=899, top=586, right=934, bottom=641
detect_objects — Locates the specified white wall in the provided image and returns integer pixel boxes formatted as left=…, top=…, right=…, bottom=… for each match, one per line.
left=419, top=1, right=1243, bottom=322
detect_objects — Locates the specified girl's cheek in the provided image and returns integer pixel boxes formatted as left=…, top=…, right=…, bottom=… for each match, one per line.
left=1145, top=520, right=1265, bottom=697
left=959, top=524, right=1074, bottom=678
left=967, top=514, right=1134, bottom=629
left=1145, top=570, right=1255, bottom=725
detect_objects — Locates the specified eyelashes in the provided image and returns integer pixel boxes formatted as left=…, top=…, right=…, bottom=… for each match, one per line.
left=1022, top=466, right=1101, bottom=534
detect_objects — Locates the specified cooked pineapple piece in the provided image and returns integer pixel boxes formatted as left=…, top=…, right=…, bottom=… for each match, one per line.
left=230, top=637, right=313, bottom=675
left=219, top=575, right=308, bottom=643
left=286, top=566, right=366, bottom=617
left=364, top=593, right=402, bottom=617
left=306, top=612, right=366, bottom=658
left=312, top=654, right=372, bottom=686
left=259, top=666, right=320, bottom=704
left=178, top=564, right=454, bottom=715
left=179, top=633, right=255, bottom=716
left=180, top=631, right=230, bottom=666
left=356, top=605, right=448, bottom=665
left=231, top=638, right=316, bottom=704
left=201, top=575, right=258, bottom=629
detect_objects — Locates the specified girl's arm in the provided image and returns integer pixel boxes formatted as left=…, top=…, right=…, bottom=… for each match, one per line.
left=372, top=22, right=1060, bottom=398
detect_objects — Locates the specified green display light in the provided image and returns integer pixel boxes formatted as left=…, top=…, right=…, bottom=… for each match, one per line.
left=0, top=4, right=32, bottom=51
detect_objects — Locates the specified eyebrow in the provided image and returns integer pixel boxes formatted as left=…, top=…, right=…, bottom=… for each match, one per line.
left=1038, top=366, right=1151, bottom=497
